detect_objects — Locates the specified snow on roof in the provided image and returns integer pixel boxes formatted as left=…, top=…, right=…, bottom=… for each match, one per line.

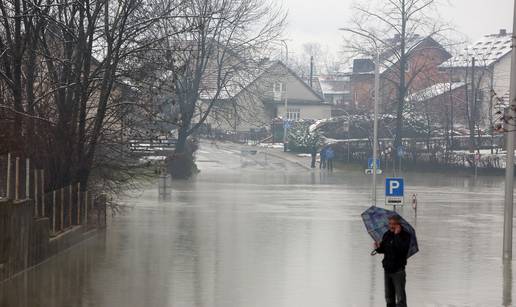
left=379, top=35, right=429, bottom=74
left=352, top=35, right=440, bottom=74
left=440, top=31, right=512, bottom=69
left=406, top=82, right=465, bottom=102
left=318, top=79, right=350, bottom=95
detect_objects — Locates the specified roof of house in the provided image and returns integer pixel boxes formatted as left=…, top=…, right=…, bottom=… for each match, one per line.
left=319, top=79, right=350, bottom=95
left=308, top=77, right=324, bottom=97
left=351, top=35, right=449, bottom=75
left=440, top=31, right=513, bottom=69
left=406, top=81, right=466, bottom=102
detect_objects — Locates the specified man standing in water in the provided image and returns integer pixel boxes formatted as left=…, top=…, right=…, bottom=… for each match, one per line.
left=374, top=215, right=411, bottom=307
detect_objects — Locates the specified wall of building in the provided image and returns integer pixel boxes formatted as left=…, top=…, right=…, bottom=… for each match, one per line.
left=493, top=54, right=511, bottom=101
left=277, top=104, right=332, bottom=121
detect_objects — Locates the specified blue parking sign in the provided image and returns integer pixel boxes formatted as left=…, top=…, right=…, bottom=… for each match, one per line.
left=367, top=158, right=380, bottom=169
left=385, top=178, right=404, bottom=197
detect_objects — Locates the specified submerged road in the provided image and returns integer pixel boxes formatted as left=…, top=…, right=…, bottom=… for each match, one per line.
left=0, top=141, right=514, bottom=306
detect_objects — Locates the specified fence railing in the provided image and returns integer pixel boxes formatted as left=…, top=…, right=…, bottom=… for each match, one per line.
left=0, top=153, right=105, bottom=236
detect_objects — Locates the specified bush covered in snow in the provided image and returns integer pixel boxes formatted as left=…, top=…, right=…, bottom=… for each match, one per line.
left=287, top=122, right=320, bottom=153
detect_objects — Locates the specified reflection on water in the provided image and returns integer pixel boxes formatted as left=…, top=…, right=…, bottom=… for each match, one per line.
left=0, top=236, right=106, bottom=307
left=504, top=260, right=512, bottom=307
left=0, top=151, right=515, bottom=306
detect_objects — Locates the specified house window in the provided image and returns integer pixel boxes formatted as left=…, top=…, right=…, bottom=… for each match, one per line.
left=273, top=82, right=285, bottom=101
left=287, top=107, right=300, bottom=121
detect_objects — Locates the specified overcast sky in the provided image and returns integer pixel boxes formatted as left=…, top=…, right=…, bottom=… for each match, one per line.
left=283, top=0, right=514, bottom=58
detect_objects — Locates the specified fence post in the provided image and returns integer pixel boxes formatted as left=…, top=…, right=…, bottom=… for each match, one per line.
left=60, top=188, right=64, bottom=231
left=84, top=191, right=88, bottom=226
left=14, top=157, right=19, bottom=201
left=77, top=183, right=81, bottom=225
left=68, top=185, right=72, bottom=226
left=6, top=153, right=11, bottom=199
left=34, top=169, right=38, bottom=217
left=25, top=158, right=30, bottom=199
left=52, top=190, right=56, bottom=234
left=40, top=170, right=45, bottom=217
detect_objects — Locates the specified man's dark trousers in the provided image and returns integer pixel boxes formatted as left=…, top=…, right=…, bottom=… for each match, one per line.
left=384, top=270, right=406, bottom=307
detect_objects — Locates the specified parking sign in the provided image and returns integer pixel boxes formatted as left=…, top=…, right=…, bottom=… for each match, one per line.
left=385, top=178, right=404, bottom=205
left=367, top=158, right=380, bottom=169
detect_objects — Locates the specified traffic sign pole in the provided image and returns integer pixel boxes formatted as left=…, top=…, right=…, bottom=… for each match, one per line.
left=372, top=51, right=381, bottom=205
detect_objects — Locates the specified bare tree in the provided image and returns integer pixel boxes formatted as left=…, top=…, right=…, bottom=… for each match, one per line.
left=0, top=0, right=182, bottom=191
left=340, top=0, right=450, bottom=165
left=155, top=0, right=285, bottom=178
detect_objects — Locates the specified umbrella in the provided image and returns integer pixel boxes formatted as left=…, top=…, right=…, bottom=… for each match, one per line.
left=361, top=206, right=419, bottom=258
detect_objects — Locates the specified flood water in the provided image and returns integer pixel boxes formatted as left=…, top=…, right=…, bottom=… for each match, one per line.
left=0, top=142, right=514, bottom=307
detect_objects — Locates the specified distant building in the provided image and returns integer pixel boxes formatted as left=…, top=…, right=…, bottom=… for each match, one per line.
left=439, top=29, right=513, bottom=127
left=312, top=74, right=353, bottom=117
left=350, top=35, right=452, bottom=113
left=203, top=60, right=331, bottom=133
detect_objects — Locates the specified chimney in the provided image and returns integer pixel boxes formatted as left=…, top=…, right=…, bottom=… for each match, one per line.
left=500, top=29, right=508, bottom=36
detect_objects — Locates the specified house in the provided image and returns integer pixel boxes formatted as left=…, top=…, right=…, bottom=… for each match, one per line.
left=438, top=29, right=513, bottom=127
left=312, top=74, right=353, bottom=116
left=204, top=60, right=331, bottom=133
left=350, top=35, right=452, bottom=113
left=405, top=81, right=468, bottom=129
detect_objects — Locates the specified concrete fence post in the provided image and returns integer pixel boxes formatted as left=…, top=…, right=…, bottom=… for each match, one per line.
left=60, top=188, right=64, bottom=231
left=77, top=183, right=81, bottom=225
left=34, top=169, right=38, bottom=217
left=6, top=153, right=11, bottom=199
left=14, top=157, right=19, bottom=201
left=52, top=190, right=56, bottom=234
left=68, top=185, right=72, bottom=226
left=41, top=170, right=45, bottom=217
left=84, top=191, right=88, bottom=226
left=25, top=158, right=30, bottom=199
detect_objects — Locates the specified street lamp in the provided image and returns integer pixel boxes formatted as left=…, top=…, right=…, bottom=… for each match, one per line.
left=503, top=0, right=516, bottom=261
left=281, top=39, right=289, bottom=152
left=339, top=28, right=381, bottom=205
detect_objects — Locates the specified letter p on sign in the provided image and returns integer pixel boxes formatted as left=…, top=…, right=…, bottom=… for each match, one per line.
left=389, top=181, right=399, bottom=194
left=385, top=178, right=404, bottom=197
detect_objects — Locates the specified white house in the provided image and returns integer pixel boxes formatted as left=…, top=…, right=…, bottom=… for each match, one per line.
left=204, top=60, right=331, bottom=133
left=439, top=29, right=513, bottom=127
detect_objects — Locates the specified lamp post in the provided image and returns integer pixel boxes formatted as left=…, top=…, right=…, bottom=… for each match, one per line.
left=503, top=0, right=516, bottom=261
left=338, top=28, right=381, bottom=205
left=281, top=40, right=289, bottom=152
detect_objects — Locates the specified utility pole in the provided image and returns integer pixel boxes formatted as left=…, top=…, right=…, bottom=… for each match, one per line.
left=372, top=51, right=381, bottom=205
left=471, top=57, right=477, bottom=153
left=503, top=0, right=516, bottom=261
left=310, top=56, right=314, bottom=88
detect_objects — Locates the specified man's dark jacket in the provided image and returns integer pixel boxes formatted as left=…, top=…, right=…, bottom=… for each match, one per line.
left=376, top=229, right=411, bottom=273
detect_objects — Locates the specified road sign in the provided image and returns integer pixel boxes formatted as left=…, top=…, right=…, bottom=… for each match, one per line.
left=385, top=178, right=404, bottom=206
left=367, top=158, right=380, bottom=169
left=365, top=169, right=383, bottom=175
left=397, top=146, right=404, bottom=158
left=283, top=120, right=293, bottom=129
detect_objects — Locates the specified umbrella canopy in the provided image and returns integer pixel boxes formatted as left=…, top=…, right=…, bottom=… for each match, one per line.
left=361, top=206, right=419, bottom=258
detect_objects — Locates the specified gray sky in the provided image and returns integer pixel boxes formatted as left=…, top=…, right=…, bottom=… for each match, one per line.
left=283, top=0, right=514, bottom=58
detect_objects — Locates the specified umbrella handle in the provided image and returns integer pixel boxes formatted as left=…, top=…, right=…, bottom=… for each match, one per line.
left=370, top=250, right=378, bottom=256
